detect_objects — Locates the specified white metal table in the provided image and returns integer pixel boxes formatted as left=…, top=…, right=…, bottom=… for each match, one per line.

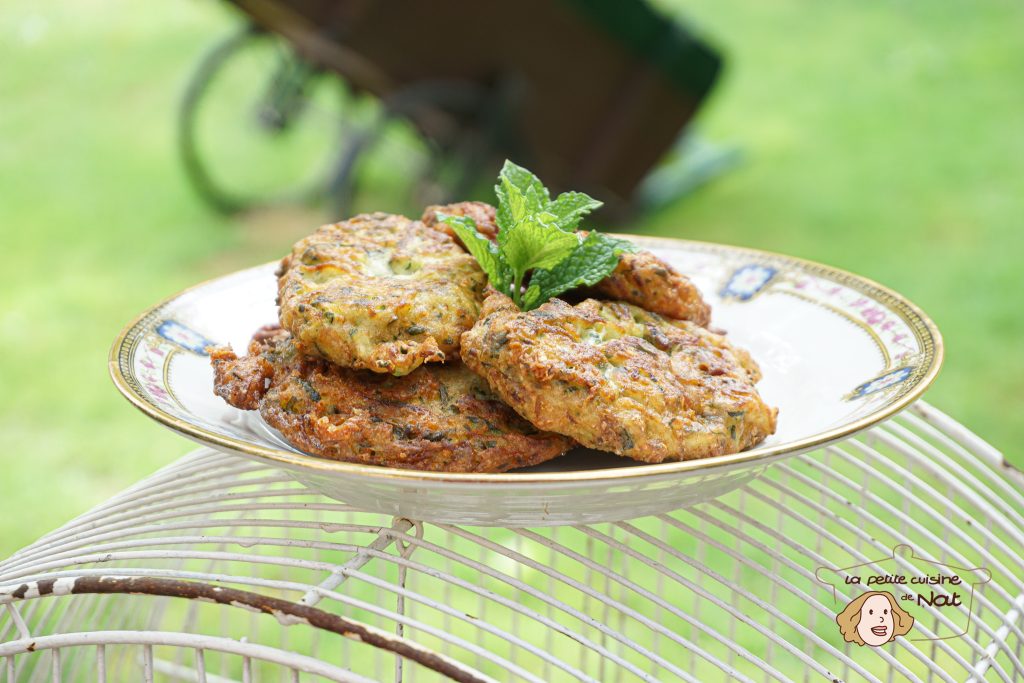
left=1, top=402, right=1022, bottom=682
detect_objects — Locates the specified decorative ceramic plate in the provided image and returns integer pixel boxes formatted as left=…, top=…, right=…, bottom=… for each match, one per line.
left=110, top=236, right=942, bottom=525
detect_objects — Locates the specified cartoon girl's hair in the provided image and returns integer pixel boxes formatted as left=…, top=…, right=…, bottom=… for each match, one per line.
left=836, top=591, right=914, bottom=646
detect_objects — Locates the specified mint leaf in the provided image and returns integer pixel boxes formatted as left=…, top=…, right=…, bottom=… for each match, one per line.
left=495, top=160, right=548, bottom=230
left=522, top=232, right=635, bottom=310
left=500, top=215, right=579, bottom=292
left=547, top=191, right=602, bottom=231
left=497, top=178, right=539, bottom=228
left=437, top=213, right=511, bottom=291
left=500, top=160, right=549, bottom=202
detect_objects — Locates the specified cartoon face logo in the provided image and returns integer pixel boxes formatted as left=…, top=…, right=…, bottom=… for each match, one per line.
left=836, top=591, right=914, bottom=646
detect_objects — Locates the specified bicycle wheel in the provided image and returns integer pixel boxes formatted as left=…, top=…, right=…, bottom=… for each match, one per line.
left=179, top=26, right=348, bottom=213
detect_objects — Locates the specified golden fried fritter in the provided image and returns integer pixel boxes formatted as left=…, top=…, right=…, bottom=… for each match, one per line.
left=277, top=213, right=487, bottom=376
left=460, top=293, right=777, bottom=463
left=583, top=246, right=711, bottom=326
left=211, top=327, right=574, bottom=472
left=421, top=203, right=710, bottom=325
left=422, top=201, right=500, bottom=245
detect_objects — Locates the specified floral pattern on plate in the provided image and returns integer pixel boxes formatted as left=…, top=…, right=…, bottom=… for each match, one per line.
left=156, top=319, right=215, bottom=356
left=720, top=264, right=778, bottom=301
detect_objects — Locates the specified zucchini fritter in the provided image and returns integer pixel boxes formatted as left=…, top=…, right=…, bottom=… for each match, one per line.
left=421, top=202, right=710, bottom=325
left=277, top=212, right=487, bottom=376
left=422, top=201, right=500, bottom=245
left=210, top=327, right=574, bottom=473
left=460, top=293, right=777, bottom=463
left=581, top=245, right=711, bottom=326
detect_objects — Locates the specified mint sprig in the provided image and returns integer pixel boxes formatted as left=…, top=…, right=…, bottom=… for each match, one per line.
left=438, top=160, right=634, bottom=311
left=521, top=230, right=636, bottom=310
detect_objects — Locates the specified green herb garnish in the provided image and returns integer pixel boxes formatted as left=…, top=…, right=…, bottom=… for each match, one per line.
left=438, top=160, right=635, bottom=311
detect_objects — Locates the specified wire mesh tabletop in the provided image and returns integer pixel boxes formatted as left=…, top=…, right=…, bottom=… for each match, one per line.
left=1, top=401, right=1022, bottom=682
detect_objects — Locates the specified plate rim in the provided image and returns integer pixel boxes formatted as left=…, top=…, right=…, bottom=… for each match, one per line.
left=109, top=234, right=944, bottom=484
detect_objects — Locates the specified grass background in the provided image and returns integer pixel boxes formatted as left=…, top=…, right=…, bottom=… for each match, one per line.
left=1, top=0, right=1022, bottom=560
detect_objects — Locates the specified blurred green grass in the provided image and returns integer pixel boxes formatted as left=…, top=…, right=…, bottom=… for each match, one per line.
left=1, top=0, right=1021, bottom=559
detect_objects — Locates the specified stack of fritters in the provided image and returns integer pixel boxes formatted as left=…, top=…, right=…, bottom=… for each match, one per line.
left=211, top=202, right=777, bottom=472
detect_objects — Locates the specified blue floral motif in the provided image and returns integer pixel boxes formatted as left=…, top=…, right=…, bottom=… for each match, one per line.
left=849, top=366, right=914, bottom=400
left=156, top=320, right=215, bottom=356
left=721, top=264, right=777, bottom=301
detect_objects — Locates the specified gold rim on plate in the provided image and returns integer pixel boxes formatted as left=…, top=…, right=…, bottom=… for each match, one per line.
left=109, top=235, right=944, bottom=484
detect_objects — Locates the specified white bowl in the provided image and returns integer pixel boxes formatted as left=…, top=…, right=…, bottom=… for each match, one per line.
left=110, top=236, right=942, bottom=525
